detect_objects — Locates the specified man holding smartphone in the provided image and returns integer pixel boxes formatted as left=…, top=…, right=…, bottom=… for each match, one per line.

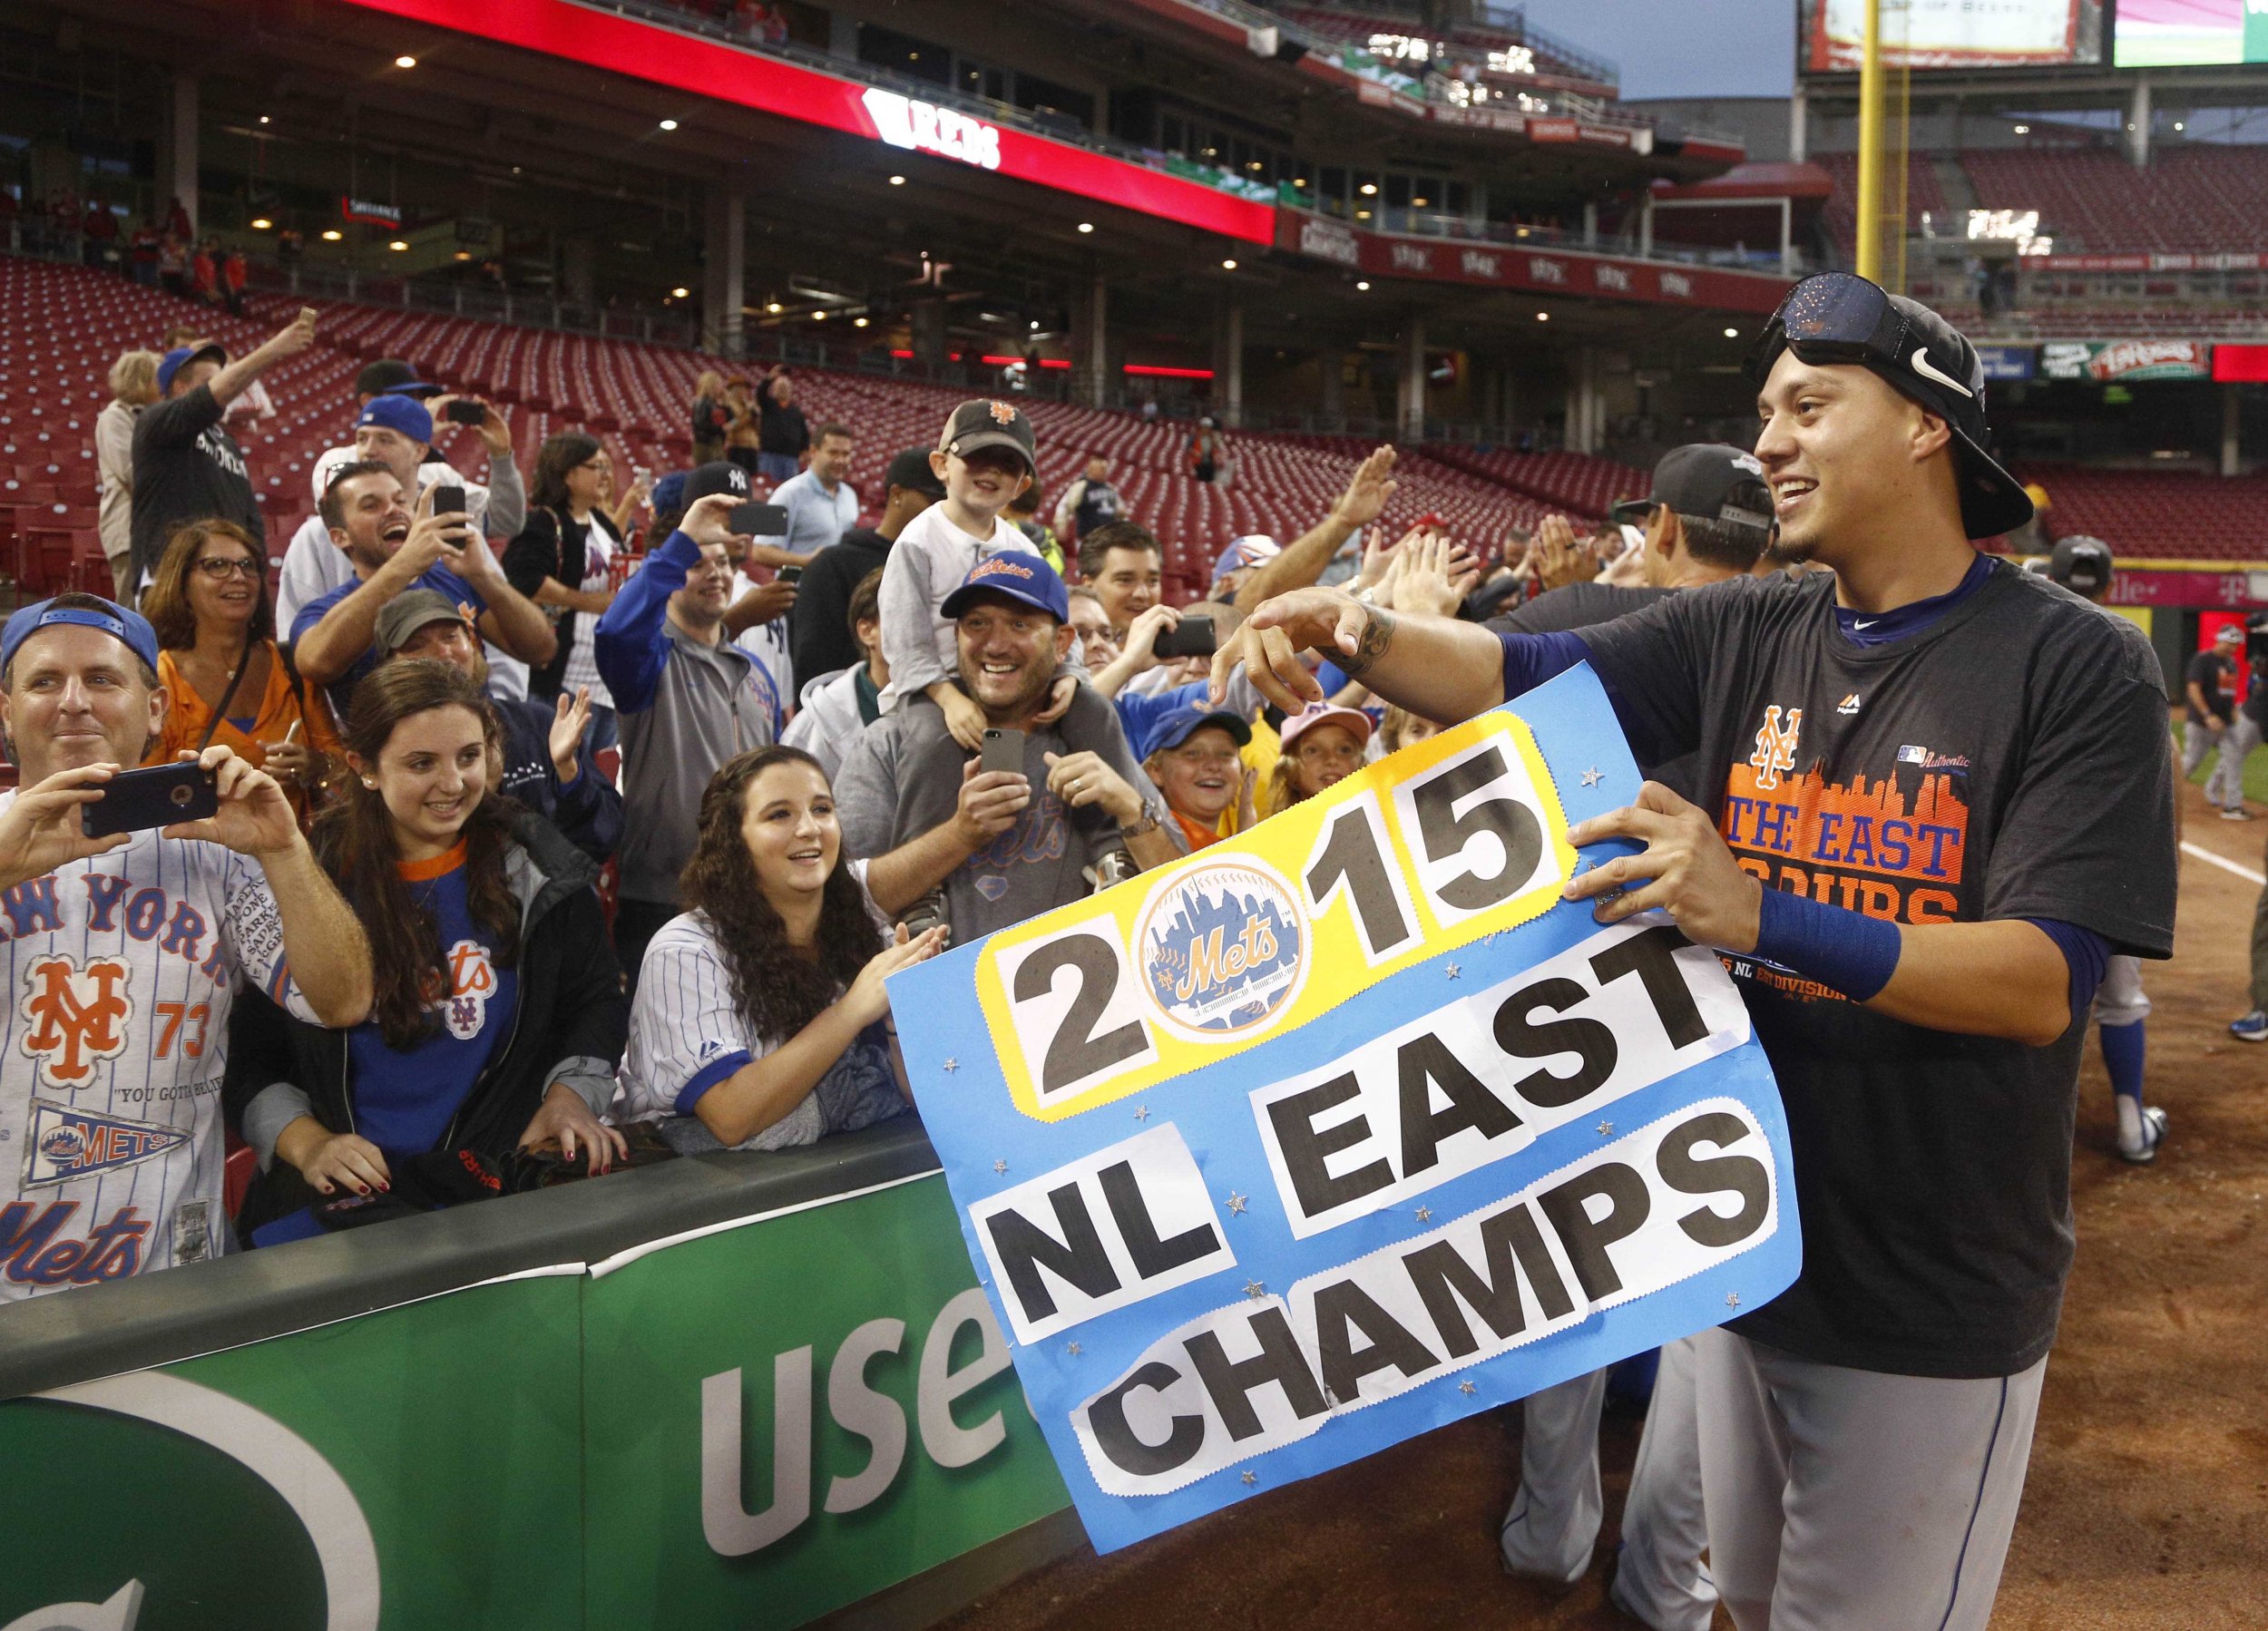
left=0, top=593, right=373, bottom=1299
left=292, top=461, right=557, bottom=714
left=275, top=387, right=528, bottom=692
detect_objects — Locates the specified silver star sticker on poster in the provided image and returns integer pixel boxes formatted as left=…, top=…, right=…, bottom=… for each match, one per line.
left=1598, top=1120, right=1614, bottom=1136
left=992, top=1158, right=1008, bottom=1175
left=943, top=1058, right=959, bottom=1073
left=1580, top=767, right=1604, bottom=787
left=1244, top=1280, right=1266, bottom=1299
left=1444, top=963, right=1461, bottom=979
left=1227, top=1192, right=1248, bottom=1214
left=1241, top=1470, right=1257, bottom=1485
left=1415, top=1206, right=1432, bottom=1223
left=1067, top=1342, right=1082, bottom=1356
left=1726, top=1292, right=1741, bottom=1309
left=1134, top=1105, right=1150, bottom=1121
left=1459, top=1380, right=1477, bottom=1395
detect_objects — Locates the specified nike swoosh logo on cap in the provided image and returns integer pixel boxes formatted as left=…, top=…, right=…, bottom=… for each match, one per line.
left=1911, top=347, right=1976, bottom=398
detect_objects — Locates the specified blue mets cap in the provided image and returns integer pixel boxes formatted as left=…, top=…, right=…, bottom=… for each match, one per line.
left=1141, top=704, right=1253, bottom=761
left=156, top=341, right=227, bottom=396
left=2, top=597, right=161, bottom=679
left=940, top=551, right=1070, bottom=623
left=356, top=393, right=434, bottom=445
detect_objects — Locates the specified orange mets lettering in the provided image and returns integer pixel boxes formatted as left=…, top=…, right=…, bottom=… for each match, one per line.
left=18, top=955, right=133, bottom=1088
left=1174, top=918, right=1281, bottom=1004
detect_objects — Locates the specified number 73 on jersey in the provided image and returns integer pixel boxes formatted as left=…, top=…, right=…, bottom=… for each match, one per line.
left=972, top=709, right=1582, bottom=1123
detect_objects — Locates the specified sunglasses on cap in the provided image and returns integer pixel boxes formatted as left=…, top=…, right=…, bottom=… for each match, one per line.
left=1746, top=272, right=1926, bottom=384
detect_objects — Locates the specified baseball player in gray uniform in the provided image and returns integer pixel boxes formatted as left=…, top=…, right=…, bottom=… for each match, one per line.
left=2040, top=536, right=2168, bottom=1164
left=1214, top=274, right=2177, bottom=1628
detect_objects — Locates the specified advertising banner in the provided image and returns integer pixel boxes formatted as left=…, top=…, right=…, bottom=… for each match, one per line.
left=0, top=1271, right=587, bottom=1631
left=2038, top=339, right=2211, bottom=381
left=889, top=666, right=1800, bottom=1554
left=1976, top=345, right=2036, bottom=381
left=1802, top=0, right=2098, bottom=71
left=0, top=1176, right=1072, bottom=1630
left=2116, top=0, right=2268, bottom=68
left=580, top=1175, right=1069, bottom=1629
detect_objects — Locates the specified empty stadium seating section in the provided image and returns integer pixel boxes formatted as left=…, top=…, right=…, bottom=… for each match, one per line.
left=6, top=254, right=1570, bottom=602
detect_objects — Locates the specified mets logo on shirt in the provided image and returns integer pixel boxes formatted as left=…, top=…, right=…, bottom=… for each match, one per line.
left=440, top=939, right=497, bottom=1041
left=1749, top=705, right=1804, bottom=792
left=1134, top=859, right=1306, bottom=1040
left=24, top=1099, right=188, bottom=1187
left=17, top=954, right=132, bottom=1089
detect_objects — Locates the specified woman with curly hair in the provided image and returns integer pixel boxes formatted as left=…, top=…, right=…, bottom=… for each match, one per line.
left=616, top=745, right=945, bottom=1151
left=227, top=660, right=629, bottom=1240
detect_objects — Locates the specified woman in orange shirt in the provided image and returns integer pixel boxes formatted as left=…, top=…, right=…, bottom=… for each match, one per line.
left=142, top=519, right=340, bottom=824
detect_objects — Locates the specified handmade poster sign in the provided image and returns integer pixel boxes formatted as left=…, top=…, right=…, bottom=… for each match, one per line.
left=888, top=664, right=1798, bottom=1552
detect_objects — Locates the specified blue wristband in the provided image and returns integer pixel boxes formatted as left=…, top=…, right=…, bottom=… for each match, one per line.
left=1751, top=887, right=1903, bottom=1002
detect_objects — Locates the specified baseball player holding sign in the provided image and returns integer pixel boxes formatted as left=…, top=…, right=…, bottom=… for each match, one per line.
left=1214, top=274, right=2177, bottom=1628
left=0, top=594, right=371, bottom=1300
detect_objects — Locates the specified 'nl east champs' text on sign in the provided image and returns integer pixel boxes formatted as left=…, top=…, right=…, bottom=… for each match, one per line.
left=889, top=666, right=1798, bottom=1551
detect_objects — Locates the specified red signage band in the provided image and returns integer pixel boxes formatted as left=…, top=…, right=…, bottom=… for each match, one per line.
left=1276, top=209, right=1793, bottom=313
left=337, top=0, right=1276, bottom=244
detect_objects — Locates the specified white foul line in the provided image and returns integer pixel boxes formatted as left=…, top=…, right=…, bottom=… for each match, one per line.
left=2182, top=840, right=2267, bottom=887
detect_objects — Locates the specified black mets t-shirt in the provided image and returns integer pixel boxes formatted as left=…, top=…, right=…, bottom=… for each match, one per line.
left=1574, top=561, right=2177, bottom=1378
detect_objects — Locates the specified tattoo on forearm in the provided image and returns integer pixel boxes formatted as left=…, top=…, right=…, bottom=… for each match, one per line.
left=1342, top=608, right=1396, bottom=676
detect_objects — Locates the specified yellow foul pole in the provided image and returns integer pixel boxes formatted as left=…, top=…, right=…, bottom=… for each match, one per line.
left=1854, top=0, right=1884, bottom=281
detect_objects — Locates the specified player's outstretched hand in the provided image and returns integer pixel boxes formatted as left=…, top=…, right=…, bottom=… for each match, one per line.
left=164, top=746, right=301, bottom=857
left=845, top=922, right=950, bottom=1029
left=520, top=1081, right=630, bottom=1176
left=0, top=763, right=131, bottom=888
left=1561, top=780, right=1764, bottom=952
left=1208, top=585, right=1373, bottom=713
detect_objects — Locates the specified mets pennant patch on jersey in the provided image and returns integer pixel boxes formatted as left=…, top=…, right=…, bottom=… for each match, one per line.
left=0, top=808, right=315, bottom=1301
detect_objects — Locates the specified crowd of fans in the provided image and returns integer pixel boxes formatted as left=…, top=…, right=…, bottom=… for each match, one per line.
left=8, top=299, right=2262, bottom=1306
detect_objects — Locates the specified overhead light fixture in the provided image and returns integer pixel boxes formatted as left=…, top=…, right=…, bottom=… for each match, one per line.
left=1222, top=258, right=1237, bottom=269
left=1536, top=311, right=1549, bottom=321
left=1077, top=221, right=1094, bottom=233
left=388, top=239, right=410, bottom=251
left=2175, top=121, right=2185, bottom=132
left=1413, top=196, right=1429, bottom=207
left=1030, top=319, right=1041, bottom=329
left=889, top=174, right=905, bottom=186
left=658, top=118, right=679, bottom=132
left=394, top=54, right=417, bottom=68
left=767, top=301, right=783, bottom=314
left=855, top=317, right=869, bottom=327
left=2013, top=123, right=2029, bottom=134
left=321, top=229, right=343, bottom=241
left=1355, top=279, right=1370, bottom=290
left=1360, top=182, right=1377, bottom=196
left=249, top=218, right=272, bottom=230
left=1356, top=210, right=1372, bottom=220
left=1724, top=327, right=1738, bottom=338
left=454, top=249, right=471, bottom=261
left=259, top=115, right=271, bottom=125
left=671, top=285, right=689, bottom=298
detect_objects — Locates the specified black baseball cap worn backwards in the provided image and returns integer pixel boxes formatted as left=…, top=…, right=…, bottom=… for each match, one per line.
left=1610, top=444, right=1773, bottom=532
left=1747, top=271, right=2034, bottom=540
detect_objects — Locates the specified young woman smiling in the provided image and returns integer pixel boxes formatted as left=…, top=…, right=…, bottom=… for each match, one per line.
left=228, top=661, right=628, bottom=1239
left=142, top=519, right=339, bottom=824
left=617, top=746, right=944, bottom=1151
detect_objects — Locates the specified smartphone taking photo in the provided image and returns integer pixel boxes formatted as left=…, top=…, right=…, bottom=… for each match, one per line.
left=81, top=762, right=219, bottom=839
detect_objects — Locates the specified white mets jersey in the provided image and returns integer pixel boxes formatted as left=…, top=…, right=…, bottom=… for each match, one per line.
left=0, top=800, right=312, bottom=1302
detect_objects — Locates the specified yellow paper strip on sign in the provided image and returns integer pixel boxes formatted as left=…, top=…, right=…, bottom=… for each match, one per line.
left=973, top=708, right=1578, bottom=1122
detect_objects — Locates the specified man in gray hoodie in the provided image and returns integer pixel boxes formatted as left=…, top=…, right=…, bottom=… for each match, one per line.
left=595, top=464, right=776, bottom=991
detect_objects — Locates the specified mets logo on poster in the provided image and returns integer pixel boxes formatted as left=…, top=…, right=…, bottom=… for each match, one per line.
left=1135, top=860, right=1306, bottom=1040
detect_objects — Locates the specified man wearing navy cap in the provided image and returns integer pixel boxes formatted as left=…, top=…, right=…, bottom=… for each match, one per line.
left=0, top=592, right=371, bottom=1299
left=127, top=306, right=318, bottom=597
left=837, top=552, right=1178, bottom=945
left=276, top=382, right=524, bottom=676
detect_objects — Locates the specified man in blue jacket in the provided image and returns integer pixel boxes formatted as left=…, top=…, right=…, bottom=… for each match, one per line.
left=595, top=464, right=776, bottom=989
